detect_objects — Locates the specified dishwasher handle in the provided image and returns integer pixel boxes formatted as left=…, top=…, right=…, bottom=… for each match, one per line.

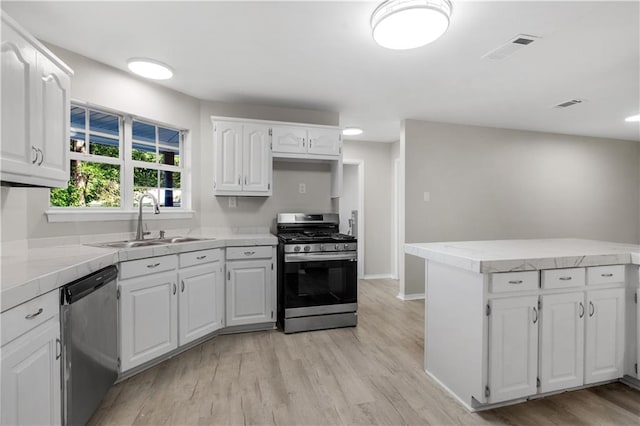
left=62, top=265, right=118, bottom=305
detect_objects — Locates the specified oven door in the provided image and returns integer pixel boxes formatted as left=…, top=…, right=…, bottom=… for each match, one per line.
left=283, top=252, right=357, bottom=313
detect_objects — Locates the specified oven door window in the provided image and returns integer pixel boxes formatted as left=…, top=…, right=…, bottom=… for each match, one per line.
left=284, top=259, right=357, bottom=308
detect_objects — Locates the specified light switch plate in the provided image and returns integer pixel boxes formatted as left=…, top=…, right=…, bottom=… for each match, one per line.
left=299, top=183, right=306, bottom=194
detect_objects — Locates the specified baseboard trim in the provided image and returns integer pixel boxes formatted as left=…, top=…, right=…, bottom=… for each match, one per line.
left=362, top=274, right=394, bottom=280
left=396, top=292, right=425, bottom=301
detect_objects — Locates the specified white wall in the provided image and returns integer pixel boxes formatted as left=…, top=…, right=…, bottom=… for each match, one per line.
left=0, top=44, right=340, bottom=242
left=343, top=140, right=393, bottom=276
left=403, top=119, right=640, bottom=296
left=339, top=164, right=359, bottom=236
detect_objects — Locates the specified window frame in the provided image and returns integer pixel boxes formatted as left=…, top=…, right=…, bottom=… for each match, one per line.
left=47, top=101, right=193, bottom=222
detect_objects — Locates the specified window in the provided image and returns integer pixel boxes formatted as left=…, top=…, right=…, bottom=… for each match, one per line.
left=50, top=104, right=187, bottom=213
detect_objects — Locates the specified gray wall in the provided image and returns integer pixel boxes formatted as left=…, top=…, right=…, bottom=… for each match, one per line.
left=0, top=44, right=338, bottom=242
left=343, top=140, right=393, bottom=276
left=403, top=119, right=640, bottom=295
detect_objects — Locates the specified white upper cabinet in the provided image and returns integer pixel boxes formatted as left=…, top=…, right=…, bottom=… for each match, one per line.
left=213, top=120, right=272, bottom=196
left=0, top=12, right=72, bottom=187
left=272, top=125, right=341, bottom=158
left=271, top=126, right=307, bottom=154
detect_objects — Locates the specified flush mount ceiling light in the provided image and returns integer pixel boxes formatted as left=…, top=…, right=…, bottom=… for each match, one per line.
left=127, top=58, right=173, bottom=80
left=342, top=127, right=363, bottom=136
left=371, top=0, right=453, bottom=50
left=625, top=114, right=640, bottom=122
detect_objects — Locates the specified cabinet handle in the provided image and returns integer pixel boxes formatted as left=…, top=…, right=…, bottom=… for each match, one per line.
left=245, top=176, right=248, bottom=185
left=589, top=301, right=595, bottom=317
left=309, top=140, right=312, bottom=148
left=31, top=146, right=38, bottom=163
left=508, top=280, right=523, bottom=285
left=37, top=148, right=44, bottom=166
left=25, top=308, right=43, bottom=319
left=173, top=283, right=177, bottom=295
left=244, top=251, right=255, bottom=256
left=302, top=139, right=305, bottom=147
left=532, top=306, right=538, bottom=324
left=238, top=175, right=241, bottom=185
left=181, top=280, right=185, bottom=293
left=601, top=273, right=613, bottom=277
left=56, top=338, right=61, bottom=360
left=559, top=276, right=572, bottom=281
left=228, top=271, right=231, bottom=280
left=147, top=263, right=160, bottom=268
left=196, top=255, right=207, bottom=260
left=579, top=302, right=585, bottom=318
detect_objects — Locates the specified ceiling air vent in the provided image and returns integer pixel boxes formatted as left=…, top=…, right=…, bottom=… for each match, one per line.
left=482, top=34, right=540, bottom=60
left=553, top=99, right=585, bottom=109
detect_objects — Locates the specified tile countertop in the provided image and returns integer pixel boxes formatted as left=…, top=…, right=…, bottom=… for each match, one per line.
left=405, top=238, right=640, bottom=274
left=1, top=232, right=278, bottom=313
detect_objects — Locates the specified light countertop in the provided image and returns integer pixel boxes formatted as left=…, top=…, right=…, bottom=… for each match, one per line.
left=1, top=232, right=277, bottom=313
left=405, top=238, right=640, bottom=274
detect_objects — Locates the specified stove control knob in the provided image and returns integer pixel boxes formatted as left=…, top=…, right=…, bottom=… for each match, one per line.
left=335, top=244, right=340, bottom=250
left=344, top=244, right=349, bottom=249
left=320, top=244, right=324, bottom=251
left=294, top=246, right=301, bottom=252
left=304, top=246, right=311, bottom=252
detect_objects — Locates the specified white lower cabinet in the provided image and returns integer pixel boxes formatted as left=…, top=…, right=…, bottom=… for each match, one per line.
left=119, top=271, right=178, bottom=372
left=178, top=262, right=225, bottom=346
left=584, top=287, right=625, bottom=384
left=487, top=296, right=539, bottom=403
left=226, top=259, right=274, bottom=326
left=1, top=317, right=61, bottom=426
left=539, top=292, right=585, bottom=393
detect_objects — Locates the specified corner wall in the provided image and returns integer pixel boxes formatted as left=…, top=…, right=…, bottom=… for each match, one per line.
left=403, top=119, right=640, bottom=296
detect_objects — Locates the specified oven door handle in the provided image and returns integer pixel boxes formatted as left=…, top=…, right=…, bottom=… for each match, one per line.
left=284, top=252, right=357, bottom=263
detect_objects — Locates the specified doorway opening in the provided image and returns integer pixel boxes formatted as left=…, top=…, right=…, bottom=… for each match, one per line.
left=340, top=160, right=365, bottom=279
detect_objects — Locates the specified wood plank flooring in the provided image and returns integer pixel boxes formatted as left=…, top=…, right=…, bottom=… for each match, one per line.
left=89, top=278, right=640, bottom=425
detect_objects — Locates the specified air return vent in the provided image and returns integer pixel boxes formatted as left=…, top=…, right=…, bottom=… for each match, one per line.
left=553, top=99, right=585, bottom=109
left=483, top=34, right=540, bottom=60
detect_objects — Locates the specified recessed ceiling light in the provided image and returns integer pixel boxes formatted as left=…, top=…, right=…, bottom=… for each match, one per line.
left=371, top=0, right=453, bottom=50
left=127, top=58, right=173, bottom=80
left=625, top=114, right=640, bottom=122
left=342, top=127, right=363, bottom=136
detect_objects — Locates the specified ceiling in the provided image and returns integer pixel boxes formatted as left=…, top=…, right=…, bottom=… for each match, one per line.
left=3, top=1, right=639, bottom=143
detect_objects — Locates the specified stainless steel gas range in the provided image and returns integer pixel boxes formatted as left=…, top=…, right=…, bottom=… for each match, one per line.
left=276, top=213, right=358, bottom=333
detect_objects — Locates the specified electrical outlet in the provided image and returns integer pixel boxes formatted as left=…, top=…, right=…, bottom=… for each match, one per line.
left=299, top=183, right=306, bottom=194
left=228, top=197, right=237, bottom=208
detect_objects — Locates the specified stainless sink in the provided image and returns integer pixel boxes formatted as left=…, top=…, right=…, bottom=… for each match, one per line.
left=92, top=236, right=213, bottom=249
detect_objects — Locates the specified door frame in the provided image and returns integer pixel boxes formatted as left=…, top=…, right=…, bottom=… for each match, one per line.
left=392, top=158, right=400, bottom=279
left=343, top=159, right=365, bottom=279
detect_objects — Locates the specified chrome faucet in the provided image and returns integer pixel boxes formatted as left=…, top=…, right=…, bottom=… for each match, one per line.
left=135, top=192, right=160, bottom=240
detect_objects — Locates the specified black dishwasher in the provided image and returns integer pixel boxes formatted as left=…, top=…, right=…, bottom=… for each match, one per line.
left=60, top=265, right=118, bottom=426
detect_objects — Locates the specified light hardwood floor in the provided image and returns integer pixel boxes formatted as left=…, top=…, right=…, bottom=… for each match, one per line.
left=89, top=278, right=640, bottom=425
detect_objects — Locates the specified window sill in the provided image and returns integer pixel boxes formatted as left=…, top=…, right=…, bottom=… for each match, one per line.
left=46, top=209, right=196, bottom=223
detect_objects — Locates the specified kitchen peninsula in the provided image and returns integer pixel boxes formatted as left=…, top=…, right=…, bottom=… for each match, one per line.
left=405, top=239, right=640, bottom=411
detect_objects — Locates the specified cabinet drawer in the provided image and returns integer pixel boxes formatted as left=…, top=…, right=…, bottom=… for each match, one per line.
left=120, top=255, right=177, bottom=280
left=226, top=246, right=272, bottom=260
left=1, top=290, right=58, bottom=346
left=587, top=265, right=625, bottom=285
left=541, top=268, right=585, bottom=289
left=179, top=248, right=223, bottom=268
left=490, top=271, right=539, bottom=293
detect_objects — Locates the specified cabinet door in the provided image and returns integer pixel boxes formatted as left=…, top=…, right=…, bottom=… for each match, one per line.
left=308, top=128, right=341, bottom=156
left=178, top=262, right=225, bottom=346
left=539, top=292, right=584, bottom=393
left=243, top=123, right=272, bottom=193
left=214, top=121, right=243, bottom=192
left=226, top=259, right=273, bottom=326
left=33, top=52, right=70, bottom=186
left=119, top=271, right=178, bottom=372
left=585, top=288, right=625, bottom=384
left=271, top=126, right=307, bottom=154
left=488, top=296, right=538, bottom=403
left=1, top=318, right=61, bottom=426
left=0, top=23, right=36, bottom=180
